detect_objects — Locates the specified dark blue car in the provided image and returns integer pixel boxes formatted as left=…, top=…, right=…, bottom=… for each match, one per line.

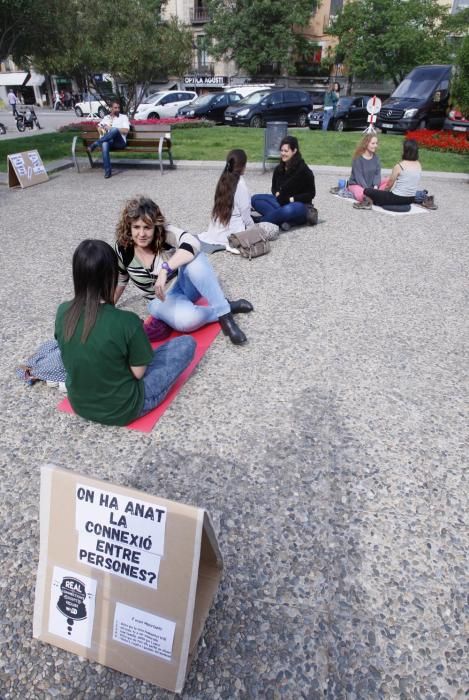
left=308, top=95, right=371, bottom=131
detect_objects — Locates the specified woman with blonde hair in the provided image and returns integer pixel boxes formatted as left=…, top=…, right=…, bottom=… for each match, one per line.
left=343, top=133, right=387, bottom=202
left=114, top=196, right=253, bottom=344
left=357, top=138, right=422, bottom=210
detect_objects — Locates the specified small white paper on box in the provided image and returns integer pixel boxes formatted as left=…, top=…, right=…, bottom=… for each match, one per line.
left=113, top=602, right=176, bottom=661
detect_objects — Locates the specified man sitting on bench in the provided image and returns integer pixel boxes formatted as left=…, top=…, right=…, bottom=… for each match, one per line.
left=87, top=100, right=130, bottom=179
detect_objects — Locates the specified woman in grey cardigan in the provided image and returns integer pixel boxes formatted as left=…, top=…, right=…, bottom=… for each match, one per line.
left=346, top=134, right=387, bottom=202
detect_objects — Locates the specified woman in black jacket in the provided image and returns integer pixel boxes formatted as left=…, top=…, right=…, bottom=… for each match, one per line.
left=251, top=136, right=316, bottom=230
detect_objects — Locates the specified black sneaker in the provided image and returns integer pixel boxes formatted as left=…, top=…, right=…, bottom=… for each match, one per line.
left=306, top=205, right=318, bottom=225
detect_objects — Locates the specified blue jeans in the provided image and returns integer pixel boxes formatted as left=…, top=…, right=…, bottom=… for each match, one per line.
left=139, top=336, right=196, bottom=416
left=322, top=108, right=334, bottom=131
left=91, top=127, right=126, bottom=176
left=251, top=194, right=307, bottom=227
left=148, top=253, right=230, bottom=332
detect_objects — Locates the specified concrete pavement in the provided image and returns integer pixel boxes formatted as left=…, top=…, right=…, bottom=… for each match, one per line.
left=0, top=107, right=82, bottom=138
left=0, top=165, right=467, bottom=698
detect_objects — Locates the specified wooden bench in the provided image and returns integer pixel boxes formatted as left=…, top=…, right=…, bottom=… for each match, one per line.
left=71, top=123, right=174, bottom=175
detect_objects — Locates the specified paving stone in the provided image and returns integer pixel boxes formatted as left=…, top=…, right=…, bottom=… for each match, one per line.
left=0, top=166, right=467, bottom=698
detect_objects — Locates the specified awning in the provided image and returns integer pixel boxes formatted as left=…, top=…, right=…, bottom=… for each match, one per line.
left=0, top=71, right=45, bottom=87
left=26, top=72, right=45, bottom=87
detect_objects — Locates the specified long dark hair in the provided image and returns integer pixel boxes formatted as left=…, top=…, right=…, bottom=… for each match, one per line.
left=402, top=138, right=419, bottom=161
left=212, top=149, right=247, bottom=226
left=279, top=135, right=302, bottom=171
left=116, top=196, right=166, bottom=254
left=63, top=239, right=118, bottom=343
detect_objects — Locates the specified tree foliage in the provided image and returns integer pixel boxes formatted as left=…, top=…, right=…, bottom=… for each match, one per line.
left=452, top=36, right=469, bottom=116
left=330, top=0, right=450, bottom=86
left=0, top=0, right=54, bottom=62
left=2, top=0, right=193, bottom=112
left=443, top=7, right=469, bottom=115
left=204, top=0, right=320, bottom=76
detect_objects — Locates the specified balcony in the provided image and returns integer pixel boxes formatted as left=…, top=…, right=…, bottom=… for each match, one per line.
left=192, top=62, right=215, bottom=76
left=190, top=7, right=210, bottom=23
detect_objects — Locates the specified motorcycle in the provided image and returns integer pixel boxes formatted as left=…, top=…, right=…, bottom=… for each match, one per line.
left=15, top=107, right=42, bottom=132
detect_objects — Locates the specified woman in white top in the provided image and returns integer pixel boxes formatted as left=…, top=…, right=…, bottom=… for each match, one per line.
left=359, top=139, right=422, bottom=209
left=199, top=149, right=254, bottom=254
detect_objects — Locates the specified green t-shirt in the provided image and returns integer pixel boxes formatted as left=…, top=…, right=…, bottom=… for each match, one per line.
left=55, top=302, right=154, bottom=426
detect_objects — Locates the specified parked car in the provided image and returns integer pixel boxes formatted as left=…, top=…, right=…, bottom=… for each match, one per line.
left=443, top=108, right=469, bottom=134
left=177, top=92, right=242, bottom=122
left=224, top=84, right=274, bottom=98
left=308, top=95, right=371, bottom=131
left=224, top=89, right=272, bottom=125
left=134, top=91, right=197, bottom=120
left=308, top=91, right=326, bottom=109
left=223, top=88, right=312, bottom=128
left=377, top=64, right=452, bottom=133
left=74, top=97, right=109, bottom=118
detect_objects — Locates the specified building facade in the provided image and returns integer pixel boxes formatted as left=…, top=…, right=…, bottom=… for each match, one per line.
left=162, top=0, right=236, bottom=90
left=0, top=58, right=46, bottom=108
left=162, top=0, right=343, bottom=90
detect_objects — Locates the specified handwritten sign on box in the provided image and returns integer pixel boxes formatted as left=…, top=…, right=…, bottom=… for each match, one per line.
left=33, top=465, right=223, bottom=693
left=8, top=150, right=49, bottom=189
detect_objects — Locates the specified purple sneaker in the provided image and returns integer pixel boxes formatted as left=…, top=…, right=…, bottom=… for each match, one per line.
left=143, top=317, right=172, bottom=342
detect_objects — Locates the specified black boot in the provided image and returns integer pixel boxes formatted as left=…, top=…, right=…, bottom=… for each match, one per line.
left=218, top=313, right=247, bottom=345
left=229, top=299, right=254, bottom=314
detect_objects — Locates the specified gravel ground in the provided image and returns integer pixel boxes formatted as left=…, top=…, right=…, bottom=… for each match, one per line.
left=0, top=162, right=468, bottom=699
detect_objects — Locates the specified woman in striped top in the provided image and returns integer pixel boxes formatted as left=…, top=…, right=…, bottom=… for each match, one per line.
left=114, top=196, right=253, bottom=345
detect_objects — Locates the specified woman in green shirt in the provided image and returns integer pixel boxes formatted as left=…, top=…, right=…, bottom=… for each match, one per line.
left=55, top=239, right=195, bottom=426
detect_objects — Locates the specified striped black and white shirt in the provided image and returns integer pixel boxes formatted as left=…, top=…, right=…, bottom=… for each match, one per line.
left=115, top=225, right=201, bottom=299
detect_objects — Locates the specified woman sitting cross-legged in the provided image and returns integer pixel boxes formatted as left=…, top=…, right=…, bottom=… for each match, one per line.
left=55, top=240, right=196, bottom=426
left=341, top=134, right=389, bottom=202
left=251, top=135, right=317, bottom=231
left=355, top=138, right=422, bottom=210
left=114, top=196, right=253, bottom=345
left=199, top=149, right=258, bottom=255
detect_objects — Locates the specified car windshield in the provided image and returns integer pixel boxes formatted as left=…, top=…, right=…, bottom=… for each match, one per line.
left=239, top=90, right=271, bottom=105
left=190, top=94, right=216, bottom=107
left=337, top=97, right=353, bottom=108
left=149, top=93, right=165, bottom=104
left=391, top=72, right=444, bottom=99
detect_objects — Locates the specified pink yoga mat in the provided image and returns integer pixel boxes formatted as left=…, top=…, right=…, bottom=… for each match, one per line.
left=57, top=321, right=221, bottom=432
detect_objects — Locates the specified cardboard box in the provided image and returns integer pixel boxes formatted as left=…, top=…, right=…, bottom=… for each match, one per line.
left=8, top=150, right=49, bottom=188
left=33, top=465, right=222, bottom=693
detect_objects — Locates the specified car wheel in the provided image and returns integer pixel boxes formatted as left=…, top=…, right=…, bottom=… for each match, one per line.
left=250, top=115, right=263, bottom=128
left=97, top=106, right=107, bottom=119
left=334, top=119, right=345, bottom=132
left=418, top=119, right=427, bottom=130
left=297, top=112, right=308, bottom=128
left=380, top=128, right=387, bottom=134
left=75, top=107, right=83, bottom=117
left=16, top=119, right=25, bottom=132
left=148, top=112, right=160, bottom=120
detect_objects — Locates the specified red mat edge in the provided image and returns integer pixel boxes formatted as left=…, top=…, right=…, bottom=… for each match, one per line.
left=57, top=321, right=221, bottom=432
